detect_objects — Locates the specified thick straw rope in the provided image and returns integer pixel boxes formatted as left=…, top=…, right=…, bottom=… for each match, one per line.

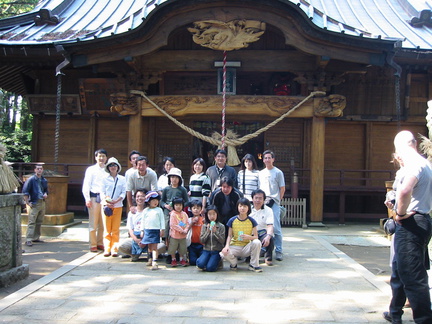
left=0, top=143, right=20, bottom=193
left=132, top=90, right=324, bottom=148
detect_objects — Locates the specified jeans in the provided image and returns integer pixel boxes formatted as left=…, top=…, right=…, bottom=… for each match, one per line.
left=196, top=250, right=221, bottom=272
left=188, top=243, right=203, bottom=265
left=270, top=203, right=282, bottom=253
left=389, top=214, right=432, bottom=323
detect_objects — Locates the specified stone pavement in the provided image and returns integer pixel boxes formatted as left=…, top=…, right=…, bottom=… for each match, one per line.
left=0, top=223, right=414, bottom=324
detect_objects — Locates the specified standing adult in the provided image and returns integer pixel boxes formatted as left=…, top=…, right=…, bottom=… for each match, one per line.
left=207, top=177, right=243, bottom=227
left=383, top=130, right=432, bottom=324
left=126, top=155, right=158, bottom=210
left=157, top=156, right=176, bottom=193
left=22, top=164, right=48, bottom=247
left=124, top=150, right=141, bottom=182
left=82, top=149, right=107, bottom=252
left=101, top=157, right=126, bottom=257
left=188, top=157, right=211, bottom=206
left=250, top=189, right=274, bottom=266
left=258, top=150, right=285, bottom=261
left=237, top=153, right=260, bottom=201
left=206, top=149, right=237, bottom=192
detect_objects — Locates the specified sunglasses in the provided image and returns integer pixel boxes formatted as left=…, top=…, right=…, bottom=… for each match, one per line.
left=108, top=164, right=117, bottom=168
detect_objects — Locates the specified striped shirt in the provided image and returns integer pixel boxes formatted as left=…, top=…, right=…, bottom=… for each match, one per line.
left=189, top=173, right=211, bottom=201
left=237, top=169, right=260, bottom=200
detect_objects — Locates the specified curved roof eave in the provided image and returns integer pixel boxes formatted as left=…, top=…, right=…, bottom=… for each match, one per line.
left=0, top=0, right=428, bottom=50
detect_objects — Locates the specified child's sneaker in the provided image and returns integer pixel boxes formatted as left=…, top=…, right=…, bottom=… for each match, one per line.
left=180, top=259, right=189, bottom=267
left=171, top=259, right=178, bottom=267
left=196, top=266, right=204, bottom=271
left=151, top=262, right=158, bottom=270
left=229, top=264, right=238, bottom=271
left=248, top=264, right=263, bottom=273
left=146, top=258, right=152, bottom=266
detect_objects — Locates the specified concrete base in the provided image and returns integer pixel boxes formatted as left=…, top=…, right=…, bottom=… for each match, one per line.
left=21, top=220, right=83, bottom=237
left=0, top=264, right=29, bottom=288
left=21, top=212, right=82, bottom=236
left=308, top=221, right=326, bottom=227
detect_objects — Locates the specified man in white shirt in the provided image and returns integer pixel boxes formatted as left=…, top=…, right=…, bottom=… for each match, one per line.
left=250, top=189, right=274, bottom=266
left=82, top=149, right=107, bottom=252
left=259, top=150, right=285, bottom=261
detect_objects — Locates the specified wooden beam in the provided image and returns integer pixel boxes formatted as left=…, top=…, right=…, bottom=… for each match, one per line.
left=138, top=50, right=317, bottom=72
left=140, top=95, right=315, bottom=118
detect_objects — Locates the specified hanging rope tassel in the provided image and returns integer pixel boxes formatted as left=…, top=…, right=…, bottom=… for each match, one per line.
left=221, top=50, right=227, bottom=150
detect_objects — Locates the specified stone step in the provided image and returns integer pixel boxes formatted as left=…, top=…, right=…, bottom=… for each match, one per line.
left=21, top=212, right=75, bottom=225
left=21, top=220, right=83, bottom=237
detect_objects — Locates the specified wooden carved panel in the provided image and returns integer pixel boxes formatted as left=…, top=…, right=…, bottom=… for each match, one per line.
left=79, top=78, right=125, bottom=113
left=27, top=94, right=81, bottom=115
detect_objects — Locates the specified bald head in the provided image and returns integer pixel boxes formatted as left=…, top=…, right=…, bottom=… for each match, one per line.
left=394, top=130, right=417, bottom=157
left=394, top=130, right=417, bottom=152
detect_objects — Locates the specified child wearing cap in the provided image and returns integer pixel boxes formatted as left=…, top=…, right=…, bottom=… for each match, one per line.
left=160, top=167, right=189, bottom=247
left=101, top=157, right=126, bottom=257
left=141, top=191, right=165, bottom=270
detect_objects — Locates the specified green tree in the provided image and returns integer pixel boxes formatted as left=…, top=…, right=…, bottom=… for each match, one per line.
left=0, top=1, right=37, bottom=162
left=0, top=0, right=39, bottom=18
left=0, top=90, right=33, bottom=162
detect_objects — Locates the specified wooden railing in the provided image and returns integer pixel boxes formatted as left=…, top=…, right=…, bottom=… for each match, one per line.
left=12, top=163, right=395, bottom=221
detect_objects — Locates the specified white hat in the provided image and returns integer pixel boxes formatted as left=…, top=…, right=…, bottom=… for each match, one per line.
left=167, top=167, right=183, bottom=184
left=105, top=157, right=122, bottom=173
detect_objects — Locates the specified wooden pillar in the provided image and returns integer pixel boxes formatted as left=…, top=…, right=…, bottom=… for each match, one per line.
left=87, top=116, right=97, bottom=163
left=309, top=116, right=325, bottom=226
left=128, top=101, right=143, bottom=159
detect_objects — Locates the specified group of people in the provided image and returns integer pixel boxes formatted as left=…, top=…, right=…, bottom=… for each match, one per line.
left=78, top=147, right=285, bottom=272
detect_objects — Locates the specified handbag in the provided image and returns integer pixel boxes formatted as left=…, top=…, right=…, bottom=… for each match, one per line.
left=103, top=177, right=118, bottom=217
left=104, top=205, right=113, bottom=216
left=384, top=218, right=396, bottom=235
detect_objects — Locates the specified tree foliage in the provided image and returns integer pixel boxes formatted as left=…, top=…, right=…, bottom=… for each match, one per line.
left=0, top=0, right=39, bottom=18
left=0, top=1, right=38, bottom=161
left=0, top=91, right=33, bottom=162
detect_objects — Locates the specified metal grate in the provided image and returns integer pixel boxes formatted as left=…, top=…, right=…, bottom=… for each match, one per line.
left=280, top=198, right=307, bottom=228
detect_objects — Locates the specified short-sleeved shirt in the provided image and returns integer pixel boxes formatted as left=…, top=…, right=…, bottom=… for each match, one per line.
left=250, top=205, right=274, bottom=232
left=126, top=209, right=144, bottom=232
left=259, top=166, right=285, bottom=204
left=226, top=215, right=258, bottom=247
left=126, top=168, right=158, bottom=194
left=404, top=155, right=432, bottom=213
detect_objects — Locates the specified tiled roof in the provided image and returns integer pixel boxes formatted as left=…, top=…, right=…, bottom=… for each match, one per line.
left=0, top=0, right=431, bottom=49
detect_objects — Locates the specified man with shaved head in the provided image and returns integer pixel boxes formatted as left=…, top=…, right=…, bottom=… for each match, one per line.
left=383, top=130, right=432, bottom=324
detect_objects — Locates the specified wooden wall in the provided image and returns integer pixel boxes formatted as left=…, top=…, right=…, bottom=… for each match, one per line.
left=34, top=116, right=129, bottom=184
left=325, top=121, right=428, bottom=188
left=153, top=118, right=194, bottom=182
